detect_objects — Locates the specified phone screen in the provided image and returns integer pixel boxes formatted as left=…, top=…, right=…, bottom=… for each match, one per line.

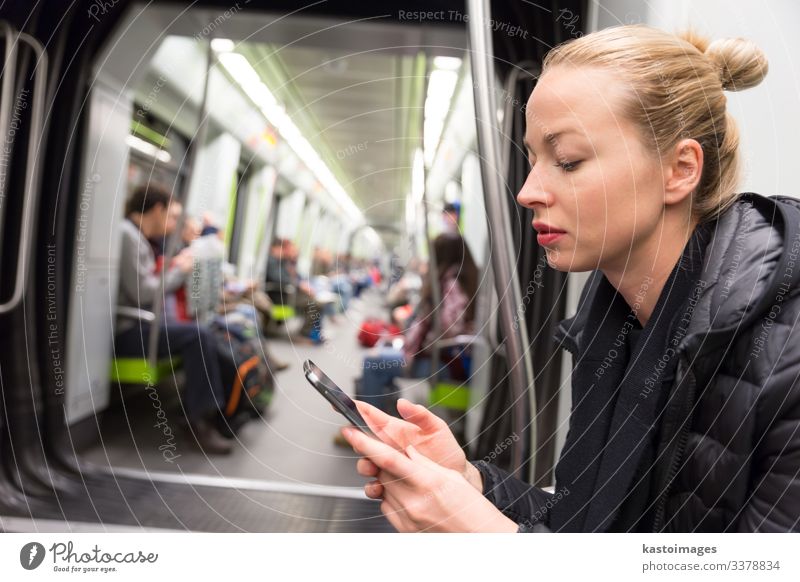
left=303, top=360, right=371, bottom=434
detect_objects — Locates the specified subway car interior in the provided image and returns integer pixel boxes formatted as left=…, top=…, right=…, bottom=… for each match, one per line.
left=0, top=0, right=795, bottom=533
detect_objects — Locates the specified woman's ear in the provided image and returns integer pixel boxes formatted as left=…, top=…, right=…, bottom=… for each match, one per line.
left=663, top=138, right=703, bottom=206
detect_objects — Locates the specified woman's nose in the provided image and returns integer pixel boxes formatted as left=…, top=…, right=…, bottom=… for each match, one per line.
left=516, top=169, right=553, bottom=210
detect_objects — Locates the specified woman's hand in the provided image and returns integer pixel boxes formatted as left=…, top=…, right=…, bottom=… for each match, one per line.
left=351, top=399, right=483, bottom=495
left=342, top=427, right=518, bottom=533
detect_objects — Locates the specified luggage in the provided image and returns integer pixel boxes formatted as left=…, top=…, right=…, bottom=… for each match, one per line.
left=357, top=318, right=401, bottom=347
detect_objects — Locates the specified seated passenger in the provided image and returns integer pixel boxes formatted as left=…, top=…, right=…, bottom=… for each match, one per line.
left=350, top=258, right=373, bottom=298
left=329, top=256, right=354, bottom=312
left=265, top=238, right=325, bottom=343
left=356, top=234, right=478, bottom=416
left=114, top=183, right=233, bottom=455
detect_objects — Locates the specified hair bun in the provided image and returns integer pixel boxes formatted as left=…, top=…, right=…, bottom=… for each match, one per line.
left=705, top=37, right=768, bottom=91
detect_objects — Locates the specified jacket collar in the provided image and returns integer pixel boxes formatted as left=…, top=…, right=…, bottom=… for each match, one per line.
left=554, top=194, right=800, bottom=361
left=678, top=194, right=800, bottom=359
left=549, top=194, right=800, bottom=531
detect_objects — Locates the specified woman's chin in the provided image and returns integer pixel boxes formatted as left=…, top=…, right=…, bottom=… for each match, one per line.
left=544, top=248, right=594, bottom=272
left=544, top=248, right=567, bottom=270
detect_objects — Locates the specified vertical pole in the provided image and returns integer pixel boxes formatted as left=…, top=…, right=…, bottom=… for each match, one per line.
left=467, top=0, right=536, bottom=479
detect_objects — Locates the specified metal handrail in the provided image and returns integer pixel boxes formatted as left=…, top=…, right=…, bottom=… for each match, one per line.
left=116, top=306, right=156, bottom=323
left=467, top=0, right=536, bottom=479
left=0, top=22, right=19, bottom=246
left=0, top=26, right=48, bottom=314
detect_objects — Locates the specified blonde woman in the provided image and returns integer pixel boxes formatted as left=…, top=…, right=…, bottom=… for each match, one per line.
left=342, top=25, right=800, bottom=532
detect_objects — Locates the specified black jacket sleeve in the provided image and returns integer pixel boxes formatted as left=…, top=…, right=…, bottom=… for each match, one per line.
left=472, top=460, right=554, bottom=532
left=736, top=336, right=800, bottom=532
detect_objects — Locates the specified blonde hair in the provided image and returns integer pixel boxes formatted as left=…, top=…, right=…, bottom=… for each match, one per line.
left=542, top=25, right=768, bottom=223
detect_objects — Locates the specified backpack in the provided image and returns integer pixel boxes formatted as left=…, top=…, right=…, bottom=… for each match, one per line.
left=210, top=318, right=275, bottom=435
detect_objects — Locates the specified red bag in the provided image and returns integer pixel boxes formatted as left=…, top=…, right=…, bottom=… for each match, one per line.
left=357, top=318, right=401, bottom=347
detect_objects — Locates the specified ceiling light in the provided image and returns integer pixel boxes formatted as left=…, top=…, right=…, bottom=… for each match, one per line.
left=211, top=38, right=235, bottom=52
left=433, top=56, right=462, bottom=71
left=423, top=68, right=459, bottom=167
left=126, top=134, right=172, bottom=164
left=217, top=52, right=362, bottom=222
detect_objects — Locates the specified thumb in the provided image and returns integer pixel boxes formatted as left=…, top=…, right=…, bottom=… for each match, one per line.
left=397, top=399, right=443, bottom=432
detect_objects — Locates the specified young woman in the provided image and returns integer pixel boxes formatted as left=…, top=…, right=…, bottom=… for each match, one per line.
left=341, top=25, right=800, bottom=532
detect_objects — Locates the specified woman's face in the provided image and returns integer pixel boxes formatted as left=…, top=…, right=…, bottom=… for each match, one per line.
left=517, top=66, right=667, bottom=273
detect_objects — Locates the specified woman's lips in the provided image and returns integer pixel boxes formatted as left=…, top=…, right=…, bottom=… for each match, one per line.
left=537, top=232, right=565, bottom=246
left=532, top=222, right=566, bottom=246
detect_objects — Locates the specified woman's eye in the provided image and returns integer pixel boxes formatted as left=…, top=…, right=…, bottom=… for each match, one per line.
left=554, top=160, right=581, bottom=172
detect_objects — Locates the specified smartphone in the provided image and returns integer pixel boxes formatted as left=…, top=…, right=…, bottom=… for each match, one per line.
left=303, top=359, right=372, bottom=434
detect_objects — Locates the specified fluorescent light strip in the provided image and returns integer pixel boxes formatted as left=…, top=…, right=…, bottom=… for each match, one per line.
left=216, top=50, right=362, bottom=222
left=423, top=61, right=461, bottom=167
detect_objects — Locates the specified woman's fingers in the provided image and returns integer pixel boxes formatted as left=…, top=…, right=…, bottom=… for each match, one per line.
left=404, top=444, right=442, bottom=470
left=341, top=427, right=417, bottom=478
left=396, top=398, right=446, bottom=433
left=364, top=479, right=384, bottom=499
left=354, top=400, right=416, bottom=448
left=356, top=457, right=379, bottom=477
left=353, top=398, right=382, bottom=420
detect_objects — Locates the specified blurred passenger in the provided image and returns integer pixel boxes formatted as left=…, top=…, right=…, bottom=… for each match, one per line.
left=184, top=223, right=225, bottom=322
left=114, top=184, right=232, bottom=455
left=442, top=201, right=461, bottom=234
left=181, top=216, right=201, bottom=248
left=330, top=254, right=354, bottom=311
left=201, top=211, right=226, bottom=242
left=369, top=260, right=382, bottom=287
left=353, top=234, right=478, bottom=418
left=386, top=256, right=424, bottom=311
left=265, top=238, right=324, bottom=343
left=147, top=198, right=184, bottom=260
left=310, top=246, right=332, bottom=277
left=350, top=258, right=373, bottom=298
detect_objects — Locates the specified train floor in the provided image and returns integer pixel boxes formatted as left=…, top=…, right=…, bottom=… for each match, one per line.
left=80, top=287, right=428, bottom=489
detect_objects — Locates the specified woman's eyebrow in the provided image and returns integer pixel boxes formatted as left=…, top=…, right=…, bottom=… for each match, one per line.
left=546, top=129, right=584, bottom=143
left=524, top=129, right=582, bottom=154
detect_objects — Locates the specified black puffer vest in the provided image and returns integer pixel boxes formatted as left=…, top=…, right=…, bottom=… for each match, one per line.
left=475, top=193, right=800, bottom=532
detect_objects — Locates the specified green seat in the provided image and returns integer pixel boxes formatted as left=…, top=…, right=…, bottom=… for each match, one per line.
left=270, top=304, right=296, bottom=322
left=429, top=381, right=470, bottom=411
left=110, top=356, right=183, bottom=385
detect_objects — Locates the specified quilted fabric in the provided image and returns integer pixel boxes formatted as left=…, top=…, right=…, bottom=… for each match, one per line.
left=474, top=193, right=800, bottom=532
